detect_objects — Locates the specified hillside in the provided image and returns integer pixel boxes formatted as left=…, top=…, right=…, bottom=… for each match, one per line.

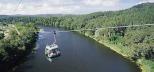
left=0, top=2, right=154, bottom=72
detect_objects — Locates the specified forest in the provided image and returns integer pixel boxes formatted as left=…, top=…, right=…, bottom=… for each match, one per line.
left=0, top=2, right=153, bottom=72
left=0, top=23, right=38, bottom=71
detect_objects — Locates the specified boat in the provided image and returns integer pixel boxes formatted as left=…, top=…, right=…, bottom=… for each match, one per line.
left=45, top=30, right=60, bottom=59
left=45, top=43, right=61, bottom=58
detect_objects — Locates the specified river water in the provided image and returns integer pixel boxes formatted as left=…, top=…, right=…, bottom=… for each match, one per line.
left=15, top=27, right=139, bottom=72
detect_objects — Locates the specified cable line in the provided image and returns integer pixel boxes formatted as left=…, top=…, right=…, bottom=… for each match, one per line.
left=13, top=0, right=23, bottom=13
left=57, top=24, right=154, bottom=32
left=7, top=0, right=23, bottom=35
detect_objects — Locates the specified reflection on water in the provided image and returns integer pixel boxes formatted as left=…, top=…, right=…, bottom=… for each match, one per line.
left=45, top=56, right=53, bottom=62
left=15, top=27, right=140, bottom=72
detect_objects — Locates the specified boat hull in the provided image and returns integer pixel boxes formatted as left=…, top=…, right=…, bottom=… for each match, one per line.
left=45, top=50, right=61, bottom=58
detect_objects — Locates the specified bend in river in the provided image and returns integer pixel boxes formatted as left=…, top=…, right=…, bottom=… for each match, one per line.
left=15, top=26, right=140, bottom=72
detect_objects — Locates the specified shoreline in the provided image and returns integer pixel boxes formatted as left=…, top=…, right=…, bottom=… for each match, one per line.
left=83, top=34, right=143, bottom=72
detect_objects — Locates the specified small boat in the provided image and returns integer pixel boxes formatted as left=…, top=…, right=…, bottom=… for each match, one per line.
left=45, top=43, right=61, bottom=58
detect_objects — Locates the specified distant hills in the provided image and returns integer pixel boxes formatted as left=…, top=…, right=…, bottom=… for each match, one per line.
left=0, top=2, right=154, bottom=72
left=0, top=2, right=153, bottom=17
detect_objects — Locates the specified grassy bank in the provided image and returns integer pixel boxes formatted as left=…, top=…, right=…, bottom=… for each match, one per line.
left=0, top=2, right=153, bottom=72
left=83, top=32, right=154, bottom=72
left=137, top=59, right=154, bottom=72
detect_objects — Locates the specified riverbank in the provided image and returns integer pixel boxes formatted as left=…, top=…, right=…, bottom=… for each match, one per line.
left=99, top=41, right=154, bottom=72
left=0, top=24, right=39, bottom=72
left=59, top=25, right=153, bottom=72
left=83, top=34, right=153, bottom=72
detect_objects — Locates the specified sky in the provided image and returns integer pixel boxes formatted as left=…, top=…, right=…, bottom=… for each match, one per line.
left=0, top=0, right=153, bottom=15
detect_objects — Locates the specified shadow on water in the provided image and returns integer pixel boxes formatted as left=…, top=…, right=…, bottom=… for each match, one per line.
left=14, top=26, right=140, bottom=72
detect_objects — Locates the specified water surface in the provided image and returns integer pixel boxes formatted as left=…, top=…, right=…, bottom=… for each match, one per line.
left=15, top=27, right=139, bottom=72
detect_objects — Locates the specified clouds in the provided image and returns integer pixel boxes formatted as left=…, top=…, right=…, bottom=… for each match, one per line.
left=83, top=0, right=120, bottom=6
left=0, top=0, right=81, bottom=14
left=0, top=0, right=153, bottom=15
left=139, top=0, right=154, bottom=3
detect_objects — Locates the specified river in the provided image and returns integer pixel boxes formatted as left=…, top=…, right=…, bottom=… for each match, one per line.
left=15, top=26, right=139, bottom=72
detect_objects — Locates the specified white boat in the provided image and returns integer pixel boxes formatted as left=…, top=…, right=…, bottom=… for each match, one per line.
left=45, top=43, right=61, bottom=58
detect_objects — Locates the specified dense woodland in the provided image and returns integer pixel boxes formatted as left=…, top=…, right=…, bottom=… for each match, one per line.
left=0, top=2, right=154, bottom=72
left=0, top=24, right=38, bottom=71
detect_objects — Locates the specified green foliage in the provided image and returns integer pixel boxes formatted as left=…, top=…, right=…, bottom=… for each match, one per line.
left=137, top=59, right=154, bottom=72
left=0, top=3, right=153, bottom=61
left=0, top=33, right=4, bottom=39
left=0, top=23, right=38, bottom=68
left=0, top=3, right=154, bottom=29
left=0, top=2, right=154, bottom=72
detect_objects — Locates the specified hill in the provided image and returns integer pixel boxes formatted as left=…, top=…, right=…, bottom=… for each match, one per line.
left=0, top=2, right=154, bottom=72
